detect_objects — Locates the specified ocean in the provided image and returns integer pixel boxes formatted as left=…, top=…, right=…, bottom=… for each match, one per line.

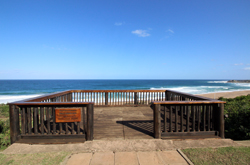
left=0, top=80, right=250, bottom=104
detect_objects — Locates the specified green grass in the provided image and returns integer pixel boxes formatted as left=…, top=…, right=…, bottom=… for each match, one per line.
left=182, top=146, right=250, bottom=165
left=0, top=152, right=70, bottom=165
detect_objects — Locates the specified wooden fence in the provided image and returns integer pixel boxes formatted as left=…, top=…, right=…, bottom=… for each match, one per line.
left=9, top=89, right=225, bottom=144
left=9, top=102, right=94, bottom=144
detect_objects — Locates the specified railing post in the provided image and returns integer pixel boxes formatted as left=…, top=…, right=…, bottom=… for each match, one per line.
left=86, top=104, right=94, bottom=141
left=165, top=91, right=171, bottom=101
left=9, top=105, right=20, bottom=144
left=105, top=92, right=108, bottom=105
left=214, top=103, right=225, bottom=138
left=166, top=91, right=172, bottom=101
left=218, top=103, right=225, bottom=138
left=134, top=92, right=138, bottom=105
left=154, top=104, right=161, bottom=139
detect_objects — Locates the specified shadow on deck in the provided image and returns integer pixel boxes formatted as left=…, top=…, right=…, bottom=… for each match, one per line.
left=94, top=107, right=154, bottom=140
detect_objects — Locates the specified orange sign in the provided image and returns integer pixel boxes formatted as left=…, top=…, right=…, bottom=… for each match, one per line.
left=55, top=108, right=81, bottom=123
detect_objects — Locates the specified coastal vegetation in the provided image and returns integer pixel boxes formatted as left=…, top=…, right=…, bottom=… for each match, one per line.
left=219, top=95, right=250, bottom=140
left=0, top=104, right=10, bottom=150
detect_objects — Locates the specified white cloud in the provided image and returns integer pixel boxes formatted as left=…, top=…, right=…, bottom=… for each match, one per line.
left=114, top=22, right=124, bottom=26
left=168, top=29, right=174, bottom=33
left=131, top=29, right=150, bottom=37
left=244, top=67, right=250, bottom=70
left=234, top=63, right=244, bottom=66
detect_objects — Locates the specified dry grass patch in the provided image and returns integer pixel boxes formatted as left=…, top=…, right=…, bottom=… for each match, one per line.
left=0, top=152, right=70, bottom=165
left=182, top=146, right=250, bottom=165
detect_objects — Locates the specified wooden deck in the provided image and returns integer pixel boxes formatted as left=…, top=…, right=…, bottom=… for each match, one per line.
left=94, top=107, right=154, bottom=140
left=9, top=89, right=224, bottom=144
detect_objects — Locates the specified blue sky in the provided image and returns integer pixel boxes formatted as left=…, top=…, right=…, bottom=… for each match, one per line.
left=0, top=0, right=249, bottom=79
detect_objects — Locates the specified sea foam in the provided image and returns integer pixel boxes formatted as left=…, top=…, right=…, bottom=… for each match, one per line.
left=0, top=94, right=42, bottom=104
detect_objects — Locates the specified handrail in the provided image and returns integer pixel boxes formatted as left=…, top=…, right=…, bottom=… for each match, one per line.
left=8, top=101, right=94, bottom=106
left=165, top=89, right=214, bottom=101
left=152, top=100, right=226, bottom=104
left=71, top=89, right=167, bottom=92
left=9, top=90, right=72, bottom=103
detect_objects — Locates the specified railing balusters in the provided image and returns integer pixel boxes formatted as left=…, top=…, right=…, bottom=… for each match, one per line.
left=175, top=105, right=178, bottom=132
left=71, top=122, right=74, bottom=134
left=46, top=107, right=50, bottom=134
left=77, top=122, right=80, bottom=134
left=181, top=106, right=183, bottom=132
left=198, top=105, right=201, bottom=132
left=21, top=107, right=25, bottom=134
left=33, top=107, right=38, bottom=134
left=40, top=107, right=44, bottom=134
left=186, top=105, right=190, bottom=132
left=65, top=122, right=68, bottom=134
left=207, top=105, right=210, bottom=131
left=52, top=107, right=56, bottom=134
left=28, top=107, right=32, bottom=134
left=164, top=106, right=167, bottom=132
left=192, top=105, right=195, bottom=132
left=203, top=105, right=206, bottom=131
left=170, top=106, right=172, bottom=132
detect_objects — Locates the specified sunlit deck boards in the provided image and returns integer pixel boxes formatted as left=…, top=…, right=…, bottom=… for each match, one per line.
left=94, top=107, right=154, bottom=140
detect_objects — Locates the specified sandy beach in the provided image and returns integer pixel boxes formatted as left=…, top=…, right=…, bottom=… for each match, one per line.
left=197, top=90, right=250, bottom=99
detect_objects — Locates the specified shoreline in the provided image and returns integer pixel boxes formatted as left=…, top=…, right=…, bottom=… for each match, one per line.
left=196, top=90, right=250, bottom=99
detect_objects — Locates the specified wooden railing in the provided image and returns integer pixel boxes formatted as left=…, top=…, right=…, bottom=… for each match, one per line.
left=24, top=89, right=211, bottom=107
left=8, top=102, right=94, bottom=144
left=9, top=89, right=226, bottom=143
left=152, top=100, right=225, bottom=139
left=70, top=90, right=167, bottom=106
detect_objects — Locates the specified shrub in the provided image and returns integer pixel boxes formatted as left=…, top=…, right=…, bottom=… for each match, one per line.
left=0, top=119, right=10, bottom=147
left=0, top=104, right=9, bottom=118
left=219, top=95, right=250, bottom=140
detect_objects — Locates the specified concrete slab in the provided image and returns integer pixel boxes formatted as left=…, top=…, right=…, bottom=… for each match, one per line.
left=3, top=139, right=241, bottom=154
left=137, top=151, right=164, bottom=165
left=115, top=152, right=138, bottom=165
left=157, top=151, right=188, bottom=165
left=90, top=152, right=114, bottom=165
left=235, top=140, right=250, bottom=147
left=131, top=139, right=163, bottom=151
left=89, top=140, right=135, bottom=152
left=67, top=153, right=92, bottom=165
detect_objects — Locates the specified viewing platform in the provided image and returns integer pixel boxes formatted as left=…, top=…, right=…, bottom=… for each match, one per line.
left=8, top=89, right=225, bottom=144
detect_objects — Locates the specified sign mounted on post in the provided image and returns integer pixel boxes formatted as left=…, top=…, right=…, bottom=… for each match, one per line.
left=55, top=108, right=81, bottom=123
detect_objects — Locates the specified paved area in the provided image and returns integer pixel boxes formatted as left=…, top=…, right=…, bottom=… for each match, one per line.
left=3, top=139, right=239, bottom=154
left=3, top=138, right=242, bottom=165
left=65, top=151, right=188, bottom=165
